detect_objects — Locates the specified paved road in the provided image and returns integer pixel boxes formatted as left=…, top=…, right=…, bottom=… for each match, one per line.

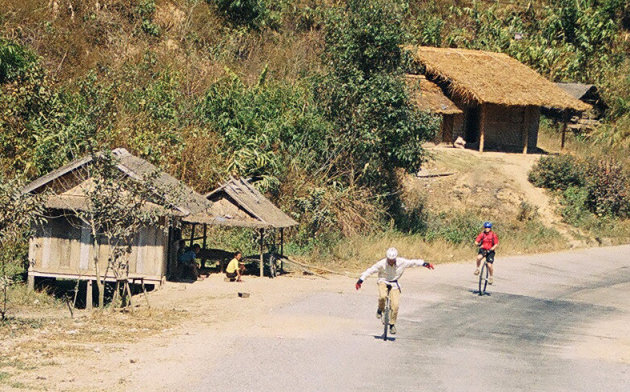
left=190, top=246, right=630, bottom=392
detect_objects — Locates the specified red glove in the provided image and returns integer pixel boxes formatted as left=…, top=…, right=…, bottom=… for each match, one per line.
left=355, top=279, right=363, bottom=290
left=423, top=262, right=435, bottom=270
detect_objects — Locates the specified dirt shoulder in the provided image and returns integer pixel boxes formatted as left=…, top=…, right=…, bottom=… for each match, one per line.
left=0, top=273, right=352, bottom=392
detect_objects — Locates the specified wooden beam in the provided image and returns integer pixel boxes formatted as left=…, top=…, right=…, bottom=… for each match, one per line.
left=259, top=229, right=264, bottom=277
left=479, top=104, right=486, bottom=153
left=522, top=107, right=529, bottom=154
left=27, top=273, right=35, bottom=291
left=189, top=224, right=196, bottom=247
left=280, top=228, right=284, bottom=272
left=202, top=224, right=207, bottom=249
left=561, top=110, right=569, bottom=150
left=86, top=280, right=93, bottom=310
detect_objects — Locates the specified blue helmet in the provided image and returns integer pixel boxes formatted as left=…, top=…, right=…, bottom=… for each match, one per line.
left=483, top=221, right=492, bottom=229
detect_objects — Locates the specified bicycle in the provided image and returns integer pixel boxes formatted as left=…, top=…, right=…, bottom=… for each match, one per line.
left=268, top=252, right=280, bottom=278
left=477, top=249, right=492, bottom=296
left=266, top=244, right=283, bottom=279
left=381, top=284, right=392, bottom=341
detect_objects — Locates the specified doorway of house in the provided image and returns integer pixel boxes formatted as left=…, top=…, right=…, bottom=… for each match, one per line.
left=464, top=106, right=480, bottom=144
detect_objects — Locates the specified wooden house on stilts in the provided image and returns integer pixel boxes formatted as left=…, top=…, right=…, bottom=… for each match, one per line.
left=22, top=148, right=213, bottom=298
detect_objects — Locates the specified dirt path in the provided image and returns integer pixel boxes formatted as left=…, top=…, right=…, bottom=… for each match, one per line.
left=423, top=146, right=585, bottom=245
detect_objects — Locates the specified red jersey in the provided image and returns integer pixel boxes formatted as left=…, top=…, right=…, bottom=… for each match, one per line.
left=476, top=231, right=498, bottom=250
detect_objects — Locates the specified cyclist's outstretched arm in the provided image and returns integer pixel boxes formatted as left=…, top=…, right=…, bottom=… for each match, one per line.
left=355, top=260, right=384, bottom=289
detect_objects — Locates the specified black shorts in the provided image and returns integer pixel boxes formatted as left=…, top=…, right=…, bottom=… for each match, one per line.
left=478, top=249, right=495, bottom=263
left=226, top=271, right=237, bottom=279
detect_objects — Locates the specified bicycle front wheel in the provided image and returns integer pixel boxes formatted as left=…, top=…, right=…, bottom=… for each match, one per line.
left=478, top=262, right=488, bottom=295
left=382, top=304, right=390, bottom=341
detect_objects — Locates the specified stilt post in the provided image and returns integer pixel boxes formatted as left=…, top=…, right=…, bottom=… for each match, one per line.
left=86, top=280, right=93, bottom=310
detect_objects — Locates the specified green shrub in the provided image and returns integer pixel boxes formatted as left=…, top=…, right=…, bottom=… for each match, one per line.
left=584, top=158, right=630, bottom=218
left=212, top=0, right=274, bottom=30
left=528, top=155, right=585, bottom=191
left=423, top=212, right=480, bottom=244
left=0, top=39, right=36, bottom=83
left=560, top=186, right=594, bottom=226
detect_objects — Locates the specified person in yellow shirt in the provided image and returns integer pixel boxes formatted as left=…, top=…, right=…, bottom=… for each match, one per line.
left=225, top=251, right=245, bottom=282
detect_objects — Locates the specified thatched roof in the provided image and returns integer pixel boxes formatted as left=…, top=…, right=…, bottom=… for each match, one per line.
left=204, top=177, right=298, bottom=229
left=22, top=148, right=212, bottom=219
left=405, top=74, right=463, bottom=115
left=407, top=46, right=590, bottom=111
left=555, top=82, right=597, bottom=100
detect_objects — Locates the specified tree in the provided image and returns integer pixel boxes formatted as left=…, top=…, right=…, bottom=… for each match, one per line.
left=318, top=0, right=438, bottom=193
left=0, top=177, right=44, bottom=320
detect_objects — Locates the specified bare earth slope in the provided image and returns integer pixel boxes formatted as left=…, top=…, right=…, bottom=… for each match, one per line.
left=406, top=145, right=587, bottom=245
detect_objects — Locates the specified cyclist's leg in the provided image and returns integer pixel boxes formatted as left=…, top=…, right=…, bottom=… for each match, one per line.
left=486, top=251, right=495, bottom=276
left=475, top=250, right=484, bottom=274
left=377, top=282, right=388, bottom=312
left=389, top=288, right=401, bottom=325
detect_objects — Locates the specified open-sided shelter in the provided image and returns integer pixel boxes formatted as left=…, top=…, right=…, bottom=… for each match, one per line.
left=406, top=74, right=464, bottom=144
left=189, top=177, right=298, bottom=276
left=22, top=148, right=213, bottom=293
left=407, top=46, right=590, bottom=152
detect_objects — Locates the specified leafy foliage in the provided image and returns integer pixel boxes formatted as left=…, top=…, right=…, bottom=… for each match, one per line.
left=530, top=154, right=630, bottom=221
left=528, top=154, right=585, bottom=191
left=0, top=177, right=45, bottom=319
left=318, top=0, right=438, bottom=193
left=211, top=0, right=274, bottom=29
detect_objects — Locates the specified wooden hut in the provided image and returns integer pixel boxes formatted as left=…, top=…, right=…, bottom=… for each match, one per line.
left=547, top=82, right=606, bottom=133
left=406, top=74, right=464, bottom=144
left=407, top=46, right=590, bottom=153
left=22, top=148, right=213, bottom=292
left=184, top=177, right=298, bottom=277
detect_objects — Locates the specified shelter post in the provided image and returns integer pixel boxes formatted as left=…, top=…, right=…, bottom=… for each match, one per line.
left=479, top=104, right=487, bottom=153
left=86, top=280, right=93, bottom=310
left=280, top=228, right=284, bottom=272
left=561, top=110, right=569, bottom=150
left=259, top=228, right=264, bottom=277
left=522, top=106, right=529, bottom=154
left=201, top=224, right=207, bottom=268
left=189, top=223, right=196, bottom=247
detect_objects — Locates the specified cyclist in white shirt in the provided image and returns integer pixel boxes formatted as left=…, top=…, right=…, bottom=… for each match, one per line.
left=355, top=247, right=434, bottom=334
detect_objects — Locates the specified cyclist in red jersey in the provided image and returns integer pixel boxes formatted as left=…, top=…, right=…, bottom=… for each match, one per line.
left=474, top=222, right=498, bottom=284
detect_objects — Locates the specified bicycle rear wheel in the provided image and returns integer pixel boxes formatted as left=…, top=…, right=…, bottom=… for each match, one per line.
left=478, top=261, right=488, bottom=295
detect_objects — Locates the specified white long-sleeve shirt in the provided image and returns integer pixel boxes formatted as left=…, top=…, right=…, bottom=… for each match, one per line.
left=359, top=257, right=426, bottom=289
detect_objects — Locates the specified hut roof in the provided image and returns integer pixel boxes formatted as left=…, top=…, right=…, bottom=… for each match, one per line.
left=555, top=82, right=597, bottom=100
left=204, top=177, right=298, bottom=229
left=22, top=148, right=212, bottom=218
left=407, top=46, right=590, bottom=111
left=405, top=74, right=463, bottom=115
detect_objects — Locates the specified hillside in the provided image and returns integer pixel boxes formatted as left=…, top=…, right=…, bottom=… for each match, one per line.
left=0, top=0, right=629, bottom=268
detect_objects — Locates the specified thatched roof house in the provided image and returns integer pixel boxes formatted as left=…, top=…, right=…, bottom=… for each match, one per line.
left=407, top=46, right=590, bottom=152
left=406, top=74, right=463, bottom=143
left=23, top=148, right=214, bottom=291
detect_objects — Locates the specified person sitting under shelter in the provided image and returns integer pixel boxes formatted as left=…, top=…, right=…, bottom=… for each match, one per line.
left=225, top=251, right=245, bottom=282
left=178, top=243, right=203, bottom=281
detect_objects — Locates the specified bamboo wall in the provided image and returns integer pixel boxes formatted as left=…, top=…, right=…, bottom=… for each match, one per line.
left=28, top=214, right=168, bottom=282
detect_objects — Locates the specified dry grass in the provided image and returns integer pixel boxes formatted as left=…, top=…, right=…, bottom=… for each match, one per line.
left=0, top=295, right=187, bottom=391
left=406, top=74, right=463, bottom=114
